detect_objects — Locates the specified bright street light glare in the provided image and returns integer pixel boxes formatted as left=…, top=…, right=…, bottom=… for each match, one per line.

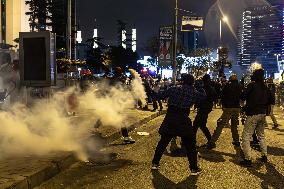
left=222, top=16, right=228, bottom=22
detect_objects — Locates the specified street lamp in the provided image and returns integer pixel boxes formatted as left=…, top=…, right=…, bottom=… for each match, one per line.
left=274, top=53, right=281, bottom=72
left=220, top=16, right=228, bottom=45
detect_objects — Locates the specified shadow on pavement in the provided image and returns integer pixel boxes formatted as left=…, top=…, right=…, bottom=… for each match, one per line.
left=151, top=170, right=198, bottom=189
left=164, top=148, right=187, bottom=157
left=198, top=150, right=226, bottom=163
left=271, top=127, right=284, bottom=132
left=109, top=143, right=129, bottom=147
left=39, top=159, right=134, bottom=189
left=245, top=162, right=284, bottom=189
left=267, top=146, right=284, bottom=156
left=199, top=146, right=242, bottom=164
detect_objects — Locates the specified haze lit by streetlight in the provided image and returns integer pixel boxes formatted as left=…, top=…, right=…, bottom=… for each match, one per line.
left=222, top=16, right=228, bottom=22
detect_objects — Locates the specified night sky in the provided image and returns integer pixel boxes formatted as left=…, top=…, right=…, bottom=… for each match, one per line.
left=77, top=0, right=216, bottom=54
left=77, top=0, right=274, bottom=58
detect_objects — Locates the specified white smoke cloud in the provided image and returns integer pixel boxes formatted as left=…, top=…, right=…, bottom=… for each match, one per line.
left=0, top=73, right=147, bottom=161
left=129, top=69, right=147, bottom=107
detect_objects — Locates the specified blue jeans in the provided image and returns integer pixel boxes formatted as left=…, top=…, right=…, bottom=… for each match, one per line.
left=241, top=114, right=267, bottom=160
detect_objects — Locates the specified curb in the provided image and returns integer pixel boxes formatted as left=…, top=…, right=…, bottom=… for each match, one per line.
left=4, top=110, right=166, bottom=189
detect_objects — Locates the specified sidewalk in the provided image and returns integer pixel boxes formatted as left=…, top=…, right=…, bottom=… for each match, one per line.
left=0, top=108, right=166, bottom=189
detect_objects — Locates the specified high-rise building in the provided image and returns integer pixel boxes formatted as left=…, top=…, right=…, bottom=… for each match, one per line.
left=180, top=31, right=200, bottom=53
left=237, top=1, right=283, bottom=75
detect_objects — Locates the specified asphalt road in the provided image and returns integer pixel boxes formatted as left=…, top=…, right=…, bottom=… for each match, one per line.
left=37, top=109, right=284, bottom=189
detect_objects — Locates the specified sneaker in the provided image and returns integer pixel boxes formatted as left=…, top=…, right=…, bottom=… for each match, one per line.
left=190, top=167, right=202, bottom=175
left=273, top=124, right=279, bottom=128
left=123, top=137, right=135, bottom=144
left=260, top=155, right=268, bottom=163
left=197, top=152, right=201, bottom=158
left=240, top=159, right=252, bottom=167
left=151, top=164, right=160, bottom=170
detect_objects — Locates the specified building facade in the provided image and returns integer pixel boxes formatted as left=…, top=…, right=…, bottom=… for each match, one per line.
left=180, top=31, right=200, bottom=54
left=237, top=1, right=283, bottom=75
left=0, top=0, right=30, bottom=48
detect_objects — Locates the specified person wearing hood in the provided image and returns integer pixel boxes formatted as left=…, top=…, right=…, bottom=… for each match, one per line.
left=239, top=69, right=273, bottom=167
left=206, top=74, right=242, bottom=149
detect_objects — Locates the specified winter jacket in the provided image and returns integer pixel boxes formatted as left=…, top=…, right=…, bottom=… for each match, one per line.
left=267, top=83, right=276, bottom=105
left=196, top=82, right=217, bottom=111
left=241, top=81, right=273, bottom=116
left=159, top=85, right=206, bottom=136
left=221, top=80, right=241, bottom=108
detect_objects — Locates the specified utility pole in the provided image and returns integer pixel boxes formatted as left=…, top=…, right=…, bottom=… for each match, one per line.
left=74, top=0, right=77, bottom=60
left=67, top=0, right=72, bottom=59
left=172, top=0, right=178, bottom=84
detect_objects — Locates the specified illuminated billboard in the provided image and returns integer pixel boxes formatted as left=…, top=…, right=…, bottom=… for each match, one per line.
left=158, top=26, right=173, bottom=67
left=181, top=16, right=203, bottom=31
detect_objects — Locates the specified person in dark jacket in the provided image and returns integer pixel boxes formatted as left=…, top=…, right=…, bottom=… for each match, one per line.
left=266, top=78, right=278, bottom=128
left=151, top=74, right=206, bottom=175
left=193, top=74, right=217, bottom=146
left=206, top=74, right=242, bottom=149
left=240, top=69, right=273, bottom=167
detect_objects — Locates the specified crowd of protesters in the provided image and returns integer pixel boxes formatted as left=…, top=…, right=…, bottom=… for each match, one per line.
left=151, top=68, right=278, bottom=175
left=77, top=66, right=279, bottom=175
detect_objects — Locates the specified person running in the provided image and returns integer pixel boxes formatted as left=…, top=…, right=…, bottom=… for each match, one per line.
left=240, top=69, right=273, bottom=167
left=151, top=74, right=206, bottom=175
left=266, top=77, right=278, bottom=128
left=206, top=74, right=242, bottom=149
left=110, top=67, right=135, bottom=144
left=193, top=74, right=217, bottom=147
left=152, top=79, right=163, bottom=111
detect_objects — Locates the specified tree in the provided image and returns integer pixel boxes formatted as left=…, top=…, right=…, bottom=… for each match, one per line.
left=106, top=46, right=141, bottom=72
left=26, top=0, right=68, bottom=53
left=25, top=0, right=50, bottom=31
left=144, top=36, right=163, bottom=73
left=185, top=48, right=214, bottom=77
left=48, top=0, right=67, bottom=50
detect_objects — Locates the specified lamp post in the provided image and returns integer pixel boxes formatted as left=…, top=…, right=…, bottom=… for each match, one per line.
left=219, top=16, right=228, bottom=45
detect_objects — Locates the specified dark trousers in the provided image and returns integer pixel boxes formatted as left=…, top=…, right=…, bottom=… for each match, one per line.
left=121, top=127, right=129, bottom=137
left=152, top=93, right=163, bottom=110
left=153, top=99, right=163, bottom=110
left=193, top=109, right=212, bottom=142
left=252, top=131, right=259, bottom=143
left=152, top=134, right=198, bottom=170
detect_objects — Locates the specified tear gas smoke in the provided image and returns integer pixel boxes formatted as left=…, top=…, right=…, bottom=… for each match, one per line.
left=0, top=70, right=147, bottom=161
left=129, top=69, right=147, bottom=107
